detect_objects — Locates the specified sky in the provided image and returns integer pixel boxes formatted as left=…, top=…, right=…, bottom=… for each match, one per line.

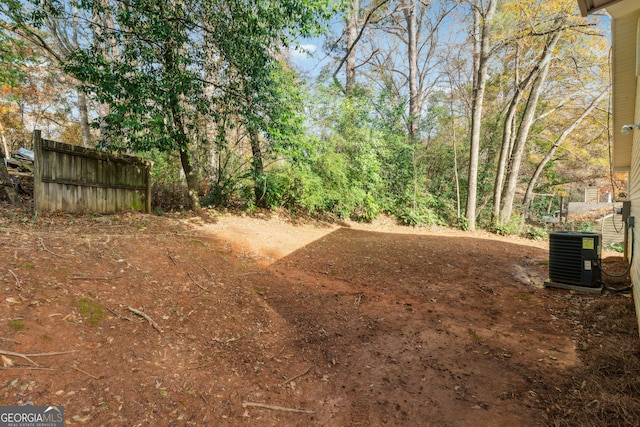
left=287, top=3, right=614, bottom=81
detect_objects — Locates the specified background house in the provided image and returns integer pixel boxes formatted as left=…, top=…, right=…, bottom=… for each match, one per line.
left=577, top=0, right=640, bottom=332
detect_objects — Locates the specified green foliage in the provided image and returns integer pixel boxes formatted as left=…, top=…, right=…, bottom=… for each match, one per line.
left=578, top=221, right=596, bottom=233
left=249, top=91, right=387, bottom=221
left=76, top=298, right=104, bottom=326
left=606, top=242, right=624, bottom=253
left=492, top=214, right=523, bottom=236
left=528, top=194, right=561, bottom=221
left=8, top=319, right=24, bottom=332
left=396, top=206, right=442, bottom=227
left=7, top=0, right=339, bottom=211
left=0, top=31, right=29, bottom=87
left=523, top=226, right=547, bottom=240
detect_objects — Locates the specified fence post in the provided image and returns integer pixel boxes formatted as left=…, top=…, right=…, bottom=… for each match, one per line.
left=145, top=161, right=152, bottom=214
left=33, top=130, right=43, bottom=213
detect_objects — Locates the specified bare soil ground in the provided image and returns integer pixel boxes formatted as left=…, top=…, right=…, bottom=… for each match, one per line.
left=0, top=207, right=638, bottom=426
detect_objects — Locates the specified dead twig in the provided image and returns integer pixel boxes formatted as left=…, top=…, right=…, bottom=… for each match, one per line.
left=127, top=306, right=163, bottom=332
left=187, top=272, right=208, bottom=292
left=72, top=365, right=98, bottom=380
left=0, top=349, right=76, bottom=367
left=201, top=266, right=215, bottom=279
left=1, top=366, right=54, bottom=371
left=242, top=401, right=314, bottom=414
left=8, top=269, right=20, bottom=290
left=38, top=237, right=65, bottom=258
left=279, top=366, right=311, bottom=387
left=187, top=361, right=216, bottom=371
left=266, top=345, right=285, bottom=361
left=106, top=307, right=137, bottom=322
left=167, top=252, right=177, bottom=265
left=0, top=350, right=37, bottom=366
left=24, top=351, right=76, bottom=357
left=70, top=276, right=121, bottom=281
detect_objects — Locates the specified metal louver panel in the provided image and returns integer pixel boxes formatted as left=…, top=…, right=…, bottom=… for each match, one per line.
left=548, top=232, right=601, bottom=288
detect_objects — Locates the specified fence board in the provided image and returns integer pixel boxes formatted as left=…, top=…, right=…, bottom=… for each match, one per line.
left=599, top=213, right=626, bottom=247
left=33, top=130, right=151, bottom=214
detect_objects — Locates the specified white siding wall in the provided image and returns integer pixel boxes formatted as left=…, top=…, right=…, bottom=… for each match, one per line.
left=630, top=19, right=640, bottom=334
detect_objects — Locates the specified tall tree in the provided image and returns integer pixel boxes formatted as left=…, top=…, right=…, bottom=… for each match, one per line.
left=465, top=0, right=498, bottom=231
left=492, top=0, right=603, bottom=225
left=1, top=0, right=95, bottom=146
left=521, top=86, right=609, bottom=218
left=8, top=0, right=336, bottom=211
left=346, top=0, right=360, bottom=94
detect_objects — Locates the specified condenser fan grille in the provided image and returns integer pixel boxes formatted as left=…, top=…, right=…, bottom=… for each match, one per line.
left=548, top=232, right=601, bottom=288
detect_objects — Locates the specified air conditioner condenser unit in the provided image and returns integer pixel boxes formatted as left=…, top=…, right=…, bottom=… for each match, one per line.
left=544, top=231, right=603, bottom=294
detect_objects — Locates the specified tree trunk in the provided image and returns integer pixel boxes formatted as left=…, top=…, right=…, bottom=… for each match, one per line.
left=164, top=17, right=200, bottom=212
left=466, top=0, right=497, bottom=231
left=522, top=86, right=609, bottom=218
left=249, top=130, right=265, bottom=207
left=179, top=146, right=201, bottom=211
left=451, top=97, right=461, bottom=220
left=491, top=51, right=539, bottom=226
left=77, top=90, right=92, bottom=147
left=500, top=28, right=562, bottom=225
left=0, top=121, right=10, bottom=159
left=404, top=0, right=419, bottom=139
left=345, top=0, right=360, bottom=94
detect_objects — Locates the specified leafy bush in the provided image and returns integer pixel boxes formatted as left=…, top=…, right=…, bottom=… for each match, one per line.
left=523, top=226, right=547, bottom=240
left=492, top=214, right=523, bottom=236
left=396, top=206, right=442, bottom=227
left=578, top=221, right=596, bottom=233
left=606, top=242, right=625, bottom=253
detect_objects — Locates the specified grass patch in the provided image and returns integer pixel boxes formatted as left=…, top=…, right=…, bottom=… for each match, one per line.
left=8, top=319, right=24, bottom=332
left=76, top=298, right=105, bottom=326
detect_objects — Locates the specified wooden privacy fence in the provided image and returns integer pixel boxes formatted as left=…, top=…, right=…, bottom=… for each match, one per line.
left=33, top=130, right=151, bottom=214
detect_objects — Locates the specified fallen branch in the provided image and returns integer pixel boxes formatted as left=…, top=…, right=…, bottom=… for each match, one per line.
left=8, top=269, right=20, bottom=290
left=127, top=306, right=163, bottom=332
left=242, top=401, right=314, bottom=414
left=106, top=307, right=136, bottom=322
left=38, top=237, right=65, bottom=258
left=24, top=351, right=76, bottom=357
left=187, top=272, right=208, bottom=292
left=266, top=345, right=285, bottom=361
left=70, top=276, right=121, bottom=281
left=279, top=366, right=311, bottom=387
left=167, top=253, right=177, bottom=265
left=0, top=350, right=37, bottom=366
left=187, top=361, right=216, bottom=371
left=1, top=366, right=54, bottom=371
left=0, top=349, right=76, bottom=367
left=200, top=266, right=215, bottom=279
left=72, top=365, right=98, bottom=380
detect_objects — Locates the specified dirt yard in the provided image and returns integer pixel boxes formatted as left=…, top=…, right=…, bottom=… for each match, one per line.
left=0, top=209, right=638, bottom=426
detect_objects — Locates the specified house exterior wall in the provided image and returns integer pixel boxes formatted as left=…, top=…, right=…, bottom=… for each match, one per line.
left=629, top=14, right=640, bottom=333
left=611, top=14, right=637, bottom=170
left=579, top=0, right=640, bottom=336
